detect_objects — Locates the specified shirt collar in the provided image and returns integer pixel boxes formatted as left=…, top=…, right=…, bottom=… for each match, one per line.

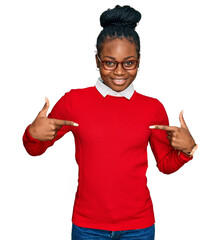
left=95, top=77, right=134, bottom=100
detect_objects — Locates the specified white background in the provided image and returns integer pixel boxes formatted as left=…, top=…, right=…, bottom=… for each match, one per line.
left=1, top=0, right=219, bottom=239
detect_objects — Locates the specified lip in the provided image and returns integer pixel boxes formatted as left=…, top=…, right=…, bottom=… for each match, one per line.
left=111, top=78, right=128, bottom=86
left=111, top=77, right=128, bottom=80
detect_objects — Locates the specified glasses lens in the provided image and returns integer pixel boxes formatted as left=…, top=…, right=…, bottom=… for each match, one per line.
left=123, top=60, right=137, bottom=70
left=103, top=61, right=117, bottom=70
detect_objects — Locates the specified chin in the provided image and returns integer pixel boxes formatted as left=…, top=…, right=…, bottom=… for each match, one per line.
left=112, top=85, right=127, bottom=92
left=103, top=78, right=131, bottom=91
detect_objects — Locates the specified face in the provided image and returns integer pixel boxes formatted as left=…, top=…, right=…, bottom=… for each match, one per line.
left=96, top=38, right=140, bottom=92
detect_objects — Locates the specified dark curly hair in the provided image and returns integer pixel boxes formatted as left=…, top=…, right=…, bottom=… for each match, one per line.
left=96, top=5, right=142, bottom=59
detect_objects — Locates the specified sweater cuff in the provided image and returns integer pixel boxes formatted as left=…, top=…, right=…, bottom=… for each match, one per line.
left=178, top=150, right=193, bottom=162
left=24, top=125, right=41, bottom=143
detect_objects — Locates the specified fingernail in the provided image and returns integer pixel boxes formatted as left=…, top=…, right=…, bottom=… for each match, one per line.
left=45, top=96, right=49, bottom=104
left=73, top=122, right=79, bottom=126
left=181, top=110, right=184, bottom=115
left=149, top=126, right=155, bottom=129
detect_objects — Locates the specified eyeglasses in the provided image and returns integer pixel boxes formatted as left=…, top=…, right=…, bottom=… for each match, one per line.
left=97, top=55, right=139, bottom=71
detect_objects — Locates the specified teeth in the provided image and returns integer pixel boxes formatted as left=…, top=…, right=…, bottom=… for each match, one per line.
left=114, top=79, right=125, bottom=81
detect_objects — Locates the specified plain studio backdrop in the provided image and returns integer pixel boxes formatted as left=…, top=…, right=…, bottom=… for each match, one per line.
left=0, top=0, right=219, bottom=239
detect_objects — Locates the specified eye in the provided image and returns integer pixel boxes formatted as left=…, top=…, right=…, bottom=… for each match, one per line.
left=124, top=60, right=136, bottom=66
left=104, top=61, right=115, bottom=66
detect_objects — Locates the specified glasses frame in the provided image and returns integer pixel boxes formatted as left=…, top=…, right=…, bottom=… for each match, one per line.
left=97, top=55, right=139, bottom=71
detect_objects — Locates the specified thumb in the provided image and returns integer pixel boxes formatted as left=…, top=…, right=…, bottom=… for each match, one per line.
left=39, top=97, right=50, bottom=117
left=179, top=110, right=189, bottom=130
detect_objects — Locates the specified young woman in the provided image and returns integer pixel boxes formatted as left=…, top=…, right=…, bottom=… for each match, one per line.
left=23, top=5, right=197, bottom=240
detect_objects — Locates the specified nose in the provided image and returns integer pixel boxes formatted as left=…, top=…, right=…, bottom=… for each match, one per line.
left=113, top=62, right=126, bottom=75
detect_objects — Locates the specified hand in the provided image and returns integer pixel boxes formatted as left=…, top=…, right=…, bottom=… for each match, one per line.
left=149, top=111, right=195, bottom=155
left=29, top=97, right=79, bottom=141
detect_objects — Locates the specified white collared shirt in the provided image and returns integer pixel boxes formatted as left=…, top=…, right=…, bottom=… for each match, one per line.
left=95, top=77, right=135, bottom=100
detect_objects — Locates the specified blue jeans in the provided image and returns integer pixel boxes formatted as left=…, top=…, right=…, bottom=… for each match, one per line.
left=71, top=223, right=155, bottom=240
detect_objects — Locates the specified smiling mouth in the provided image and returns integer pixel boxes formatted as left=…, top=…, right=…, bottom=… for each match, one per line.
left=111, top=78, right=128, bottom=85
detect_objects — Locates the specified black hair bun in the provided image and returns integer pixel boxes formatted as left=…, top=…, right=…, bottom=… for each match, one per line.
left=100, top=5, right=141, bottom=30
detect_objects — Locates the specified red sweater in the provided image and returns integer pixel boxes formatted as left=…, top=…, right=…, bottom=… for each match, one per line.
left=23, top=86, right=193, bottom=231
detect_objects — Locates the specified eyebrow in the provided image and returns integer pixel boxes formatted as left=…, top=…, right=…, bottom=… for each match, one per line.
left=102, top=56, right=136, bottom=60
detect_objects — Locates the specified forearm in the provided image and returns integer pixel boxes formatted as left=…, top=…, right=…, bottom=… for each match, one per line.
left=156, top=148, right=193, bottom=174
left=22, top=93, right=73, bottom=156
left=23, top=125, right=55, bottom=156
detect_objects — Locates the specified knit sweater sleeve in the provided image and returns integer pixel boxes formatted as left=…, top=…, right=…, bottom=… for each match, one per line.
left=149, top=99, right=193, bottom=174
left=22, top=92, right=72, bottom=156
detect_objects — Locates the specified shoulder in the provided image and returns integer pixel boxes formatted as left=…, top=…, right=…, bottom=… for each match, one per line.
left=134, top=91, right=167, bottom=122
left=135, top=91, right=164, bottom=108
left=63, top=86, right=95, bottom=99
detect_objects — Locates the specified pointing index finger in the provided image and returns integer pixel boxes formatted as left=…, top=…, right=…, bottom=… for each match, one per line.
left=149, top=125, right=177, bottom=131
left=53, top=119, right=79, bottom=127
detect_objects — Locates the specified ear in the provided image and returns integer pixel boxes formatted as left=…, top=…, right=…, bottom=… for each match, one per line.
left=95, top=54, right=100, bottom=68
left=137, top=53, right=141, bottom=67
